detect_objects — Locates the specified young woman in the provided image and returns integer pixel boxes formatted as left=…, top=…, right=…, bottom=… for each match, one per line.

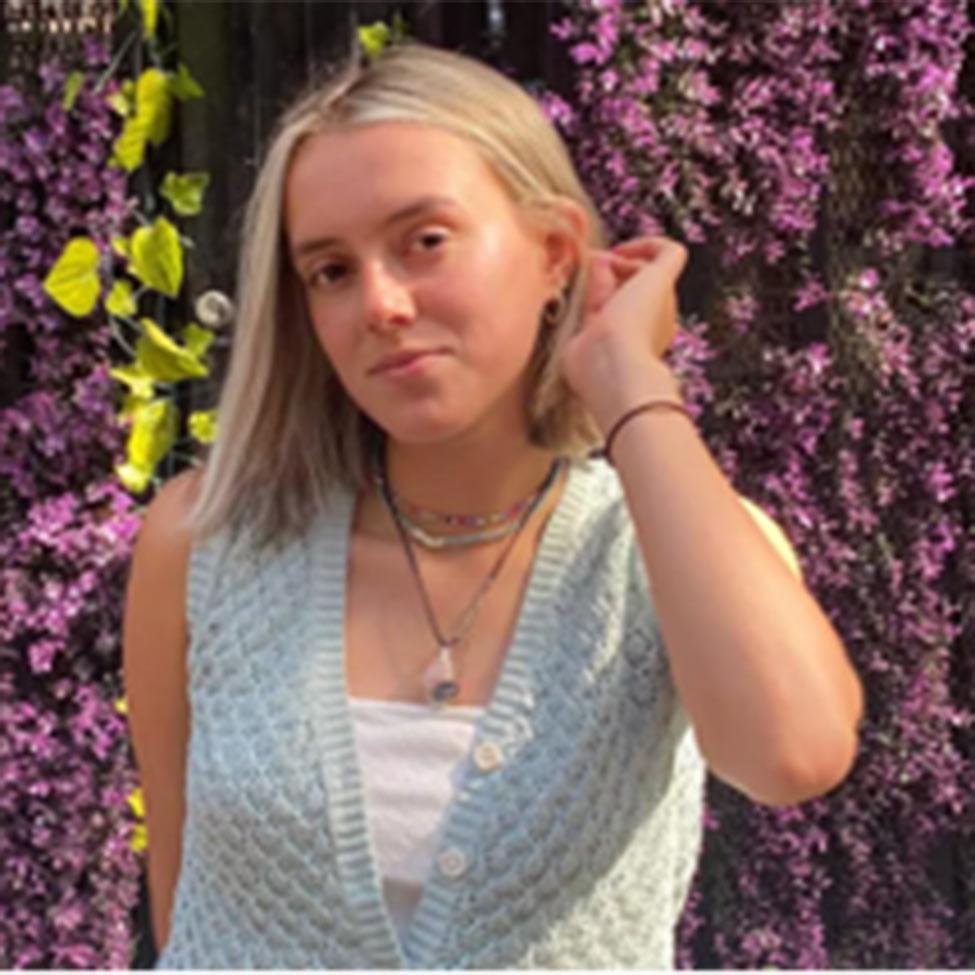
left=123, top=41, right=864, bottom=970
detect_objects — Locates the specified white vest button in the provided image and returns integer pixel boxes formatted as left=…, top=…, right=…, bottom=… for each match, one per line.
left=473, top=741, right=504, bottom=772
left=437, top=847, right=467, bottom=878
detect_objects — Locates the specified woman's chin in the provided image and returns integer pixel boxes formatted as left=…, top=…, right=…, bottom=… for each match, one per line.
left=368, top=411, right=473, bottom=448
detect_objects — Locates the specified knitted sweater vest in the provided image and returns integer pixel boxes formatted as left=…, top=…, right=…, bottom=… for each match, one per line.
left=155, top=456, right=708, bottom=970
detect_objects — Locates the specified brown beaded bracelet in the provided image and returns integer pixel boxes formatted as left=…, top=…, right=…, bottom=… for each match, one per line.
left=589, top=398, right=694, bottom=468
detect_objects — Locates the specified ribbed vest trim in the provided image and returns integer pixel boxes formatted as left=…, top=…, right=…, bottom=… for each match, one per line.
left=307, top=457, right=595, bottom=968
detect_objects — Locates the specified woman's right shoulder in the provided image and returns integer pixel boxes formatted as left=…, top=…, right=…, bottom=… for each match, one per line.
left=133, top=467, right=206, bottom=574
left=143, top=467, right=204, bottom=529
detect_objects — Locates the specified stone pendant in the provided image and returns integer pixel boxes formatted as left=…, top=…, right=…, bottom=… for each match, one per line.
left=423, top=645, right=460, bottom=707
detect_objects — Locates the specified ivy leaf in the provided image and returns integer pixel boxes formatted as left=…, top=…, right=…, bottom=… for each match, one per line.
left=169, top=62, right=204, bottom=100
left=112, top=114, right=147, bottom=171
left=105, top=90, right=132, bottom=117
left=106, top=79, right=136, bottom=119
left=105, top=279, right=137, bottom=317
left=116, top=397, right=179, bottom=493
left=42, top=237, right=101, bottom=317
left=182, top=322, right=214, bottom=358
left=160, top=171, right=209, bottom=216
left=111, top=363, right=155, bottom=401
left=62, top=72, right=84, bottom=112
left=137, top=67, right=172, bottom=146
left=127, top=787, right=145, bottom=818
left=116, top=389, right=150, bottom=422
left=140, top=0, right=159, bottom=39
left=129, top=217, right=183, bottom=297
left=358, top=22, right=390, bottom=61
left=188, top=409, right=218, bottom=444
left=110, top=68, right=171, bottom=170
left=136, top=317, right=209, bottom=382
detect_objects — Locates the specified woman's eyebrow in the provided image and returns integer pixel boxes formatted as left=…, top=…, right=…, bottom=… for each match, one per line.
left=291, top=195, right=461, bottom=259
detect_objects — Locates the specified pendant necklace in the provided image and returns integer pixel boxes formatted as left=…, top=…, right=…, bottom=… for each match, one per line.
left=375, top=449, right=567, bottom=706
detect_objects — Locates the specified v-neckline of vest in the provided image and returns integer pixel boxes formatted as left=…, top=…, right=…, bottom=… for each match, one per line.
left=306, top=455, right=595, bottom=968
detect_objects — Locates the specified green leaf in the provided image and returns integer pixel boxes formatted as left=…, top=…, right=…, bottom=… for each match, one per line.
left=188, top=409, right=218, bottom=444
left=136, top=67, right=172, bottom=146
left=111, top=113, right=147, bottom=171
left=391, top=11, right=408, bottom=41
left=116, top=397, right=178, bottom=493
left=170, top=62, right=204, bottom=100
left=160, top=171, right=209, bottom=216
left=105, top=279, right=138, bottom=317
left=116, top=389, right=149, bottom=422
left=182, top=322, right=214, bottom=358
left=129, top=217, right=183, bottom=297
left=118, top=0, right=130, bottom=12
left=140, top=0, right=159, bottom=39
left=358, top=22, right=390, bottom=61
left=111, top=235, right=131, bottom=259
left=136, top=318, right=209, bottom=382
left=63, top=72, right=84, bottom=112
left=110, top=363, right=155, bottom=402
left=105, top=89, right=133, bottom=117
left=42, top=237, right=101, bottom=317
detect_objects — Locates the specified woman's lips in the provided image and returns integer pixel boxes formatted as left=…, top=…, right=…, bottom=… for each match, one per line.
left=372, top=350, right=446, bottom=378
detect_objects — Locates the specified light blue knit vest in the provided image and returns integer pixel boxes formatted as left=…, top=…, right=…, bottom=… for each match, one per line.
left=155, top=456, right=707, bottom=970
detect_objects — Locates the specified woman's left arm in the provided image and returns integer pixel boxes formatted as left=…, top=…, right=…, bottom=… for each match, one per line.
left=563, top=239, right=864, bottom=807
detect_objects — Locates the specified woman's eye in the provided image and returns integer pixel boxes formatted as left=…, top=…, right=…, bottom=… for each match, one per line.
left=412, top=229, right=449, bottom=252
left=309, top=263, right=347, bottom=287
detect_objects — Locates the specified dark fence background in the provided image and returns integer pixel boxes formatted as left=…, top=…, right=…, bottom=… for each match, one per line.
left=1, top=0, right=971, bottom=968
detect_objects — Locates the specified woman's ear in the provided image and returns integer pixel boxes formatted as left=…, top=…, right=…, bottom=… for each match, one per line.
left=538, top=198, right=590, bottom=290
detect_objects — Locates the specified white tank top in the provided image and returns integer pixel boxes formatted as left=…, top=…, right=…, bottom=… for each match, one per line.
left=348, top=697, right=484, bottom=943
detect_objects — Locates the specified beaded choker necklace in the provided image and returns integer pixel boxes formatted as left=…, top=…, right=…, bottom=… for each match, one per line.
left=371, top=445, right=563, bottom=550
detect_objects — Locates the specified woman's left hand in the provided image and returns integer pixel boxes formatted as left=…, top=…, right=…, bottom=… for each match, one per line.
left=560, top=236, right=687, bottom=423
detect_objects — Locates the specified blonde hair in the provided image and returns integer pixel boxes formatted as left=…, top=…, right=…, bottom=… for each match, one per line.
left=186, top=40, right=609, bottom=552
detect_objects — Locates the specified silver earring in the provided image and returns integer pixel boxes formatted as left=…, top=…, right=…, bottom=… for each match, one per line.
left=542, top=290, right=567, bottom=327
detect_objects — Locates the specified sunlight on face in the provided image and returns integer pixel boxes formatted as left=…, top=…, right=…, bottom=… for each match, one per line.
left=283, top=121, right=559, bottom=447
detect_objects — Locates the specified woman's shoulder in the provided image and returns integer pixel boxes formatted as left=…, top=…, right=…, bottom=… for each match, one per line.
left=136, top=467, right=204, bottom=558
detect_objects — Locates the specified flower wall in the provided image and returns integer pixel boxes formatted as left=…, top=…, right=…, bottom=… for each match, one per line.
left=0, top=39, right=145, bottom=967
left=546, top=0, right=974, bottom=967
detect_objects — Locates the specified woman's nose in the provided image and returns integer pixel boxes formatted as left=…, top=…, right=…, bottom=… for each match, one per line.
left=361, top=260, right=416, bottom=331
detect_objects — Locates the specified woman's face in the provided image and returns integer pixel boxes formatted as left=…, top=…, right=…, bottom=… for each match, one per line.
left=284, top=121, right=575, bottom=447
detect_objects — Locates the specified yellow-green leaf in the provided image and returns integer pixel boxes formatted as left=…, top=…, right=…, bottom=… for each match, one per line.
left=170, top=62, right=204, bottom=100
left=136, top=318, right=209, bottom=382
left=131, top=822, right=148, bottom=853
left=160, top=171, right=209, bottom=216
left=136, top=67, right=171, bottom=146
left=189, top=409, right=218, bottom=444
left=110, top=362, right=155, bottom=399
left=105, top=279, right=137, bottom=317
left=111, top=113, right=148, bottom=171
left=391, top=11, right=408, bottom=41
left=63, top=72, right=84, bottom=112
left=111, top=235, right=130, bottom=258
left=129, top=217, right=183, bottom=297
left=105, top=89, right=132, bottom=117
left=182, top=322, right=214, bottom=358
left=358, top=22, right=390, bottom=61
left=43, top=237, right=101, bottom=317
left=140, top=0, right=158, bottom=39
left=118, top=0, right=129, bottom=13
left=127, top=787, right=145, bottom=818
left=117, top=397, right=178, bottom=493
left=117, top=389, right=147, bottom=422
